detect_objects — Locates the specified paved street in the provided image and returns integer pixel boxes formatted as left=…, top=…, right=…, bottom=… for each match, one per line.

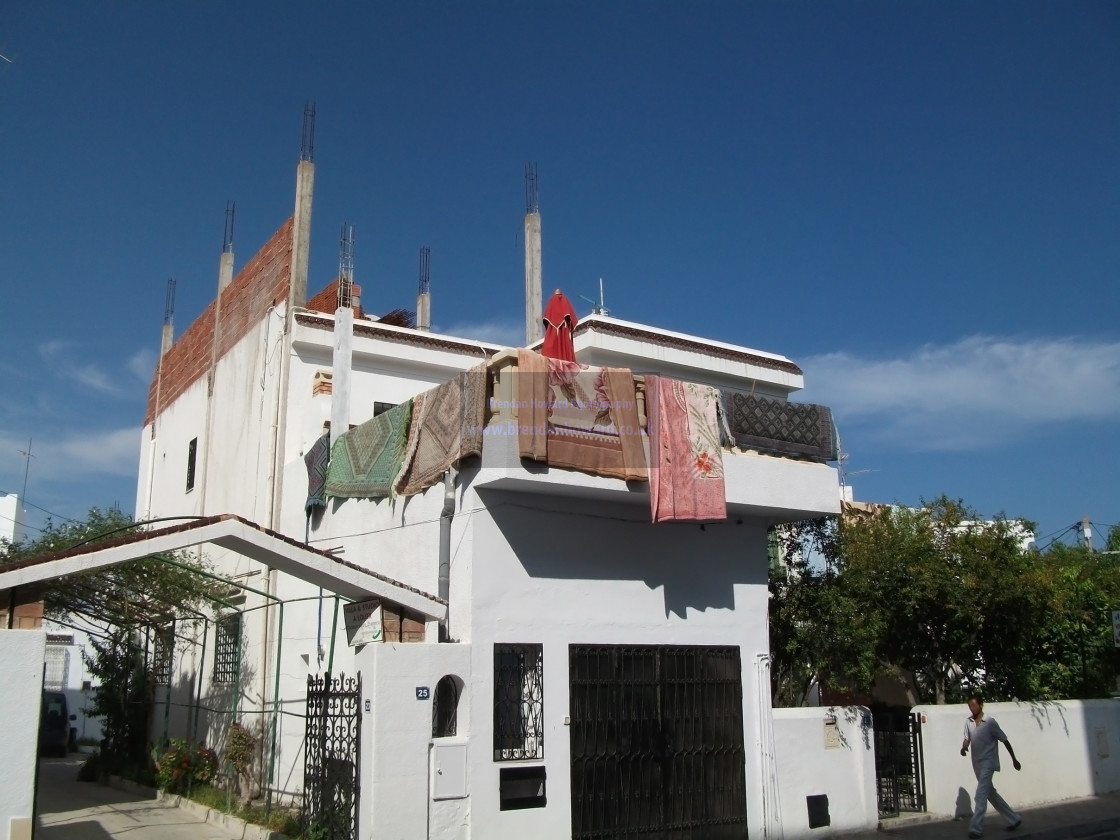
left=35, top=756, right=241, bottom=840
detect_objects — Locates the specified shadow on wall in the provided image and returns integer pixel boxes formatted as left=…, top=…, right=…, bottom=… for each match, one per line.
left=481, top=489, right=766, bottom=619
left=956, top=787, right=973, bottom=819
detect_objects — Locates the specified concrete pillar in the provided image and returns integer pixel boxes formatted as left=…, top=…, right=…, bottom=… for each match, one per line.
left=290, top=160, right=315, bottom=311
left=524, top=211, right=542, bottom=345
left=331, top=307, right=353, bottom=447
left=160, top=323, right=173, bottom=356
left=416, top=292, right=431, bottom=332
left=218, top=250, right=234, bottom=291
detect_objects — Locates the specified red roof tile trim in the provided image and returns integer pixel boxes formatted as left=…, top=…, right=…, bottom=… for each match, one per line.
left=3, top=513, right=445, bottom=606
left=295, top=312, right=502, bottom=356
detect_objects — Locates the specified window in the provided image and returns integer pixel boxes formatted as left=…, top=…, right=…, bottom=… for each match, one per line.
left=494, top=644, right=544, bottom=760
left=213, top=614, right=241, bottom=684
left=151, top=624, right=174, bottom=684
left=43, top=646, right=69, bottom=691
left=373, top=402, right=397, bottom=417
left=433, top=675, right=461, bottom=738
left=186, top=437, right=198, bottom=492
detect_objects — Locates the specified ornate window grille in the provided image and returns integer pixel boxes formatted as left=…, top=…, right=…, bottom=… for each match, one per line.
left=151, top=624, right=174, bottom=684
left=494, top=644, right=544, bottom=760
left=213, top=614, right=241, bottom=684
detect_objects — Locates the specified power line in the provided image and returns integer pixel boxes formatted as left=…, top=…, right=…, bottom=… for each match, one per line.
left=0, top=489, right=82, bottom=524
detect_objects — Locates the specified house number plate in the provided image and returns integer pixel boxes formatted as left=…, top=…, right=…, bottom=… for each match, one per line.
left=416, top=686, right=430, bottom=700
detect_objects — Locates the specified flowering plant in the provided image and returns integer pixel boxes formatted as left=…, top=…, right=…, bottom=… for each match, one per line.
left=154, top=739, right=219, bottom=793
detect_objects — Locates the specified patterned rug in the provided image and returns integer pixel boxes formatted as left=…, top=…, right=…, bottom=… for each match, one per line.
left=303, top=432, right=331, bottom=515
left=722, top=392, right=838, bottom=461
left=324, top=400, right=413, bottom=499
left=395, top=364, right=488, bottom=497
left=648, top=376, right=727, bottom=522
left=517, top=349, right=646, bottom=481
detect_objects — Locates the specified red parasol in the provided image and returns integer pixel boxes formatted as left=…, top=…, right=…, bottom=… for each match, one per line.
left=541, top=288, right=578, bottom=362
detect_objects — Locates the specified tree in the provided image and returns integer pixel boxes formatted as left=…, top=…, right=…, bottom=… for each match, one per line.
left=771, top=496, right=1044, bottom=705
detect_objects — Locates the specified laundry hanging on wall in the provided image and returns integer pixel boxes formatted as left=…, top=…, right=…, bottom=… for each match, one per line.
left=395, top=362, right=488, bottom=497
left=722, top=392, right=838, bottom=461
left=324, top=400, right=413, bottom=500
left=517, top=348, right=646, bottom=481
left=647, top=375, right=727, bottom=523
left=303, top=431, right=332, bottom=515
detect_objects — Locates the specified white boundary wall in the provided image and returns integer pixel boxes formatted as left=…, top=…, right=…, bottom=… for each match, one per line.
left=915, top=699, right=1120, bottom=818
left=773, top=707, right=878, bottom=838
left=0, top=629, right=45, bottom=840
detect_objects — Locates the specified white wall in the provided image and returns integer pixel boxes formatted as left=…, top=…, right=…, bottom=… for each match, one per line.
left=0, top=630, right=46, bottom=840
left=357, top=641, right=472, bottom=840
left=0, top=492, right=28, bottom=544
left=915, top=700, right=1120, bottom=818
left=465, top=488, right=772, bottom=840
left=773, top=707, right=878, bottom=838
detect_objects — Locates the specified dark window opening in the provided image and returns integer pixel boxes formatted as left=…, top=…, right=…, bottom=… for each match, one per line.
left=433, top=675, right=461, bottom=737
left=186, top=437, right=198, bottom=492
left=373, top=401, right=397, bottom=417
left=499, top=765, right=546, bottom=810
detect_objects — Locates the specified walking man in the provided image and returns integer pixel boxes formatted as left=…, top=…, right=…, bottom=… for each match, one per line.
left=961, top=695, right=1022, bottom=838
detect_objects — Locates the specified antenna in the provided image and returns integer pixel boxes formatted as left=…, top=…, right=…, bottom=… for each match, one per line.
left=525, top=163, right=539, bottom=214
left=337, top=223, right=355, bottom=310
left=222, top=201, right=236, bottom=254
left=164, top=278, right=177, bottom=326
left=418, top=246, right=430, bottom=296
left=579, top=278, right=610, bottom=316
left=17, top=438, right=33, bottom=502
left=301, top=102, right=317, bottom=163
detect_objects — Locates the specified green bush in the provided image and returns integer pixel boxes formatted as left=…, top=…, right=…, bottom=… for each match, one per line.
left=76, top=752, right=103, bottom=783
left=154, top=739, right=218, bottom=793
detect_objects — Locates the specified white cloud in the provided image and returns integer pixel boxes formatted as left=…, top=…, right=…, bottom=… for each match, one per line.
left=0, top=427, right=140, bottom=486
left=798, top=336, right=1120, bottom=451
left=128, top=347, right=157, bottom=382
left=38, top=340, right=120, bottom=395
left=436, top=318, right=523, bottom=348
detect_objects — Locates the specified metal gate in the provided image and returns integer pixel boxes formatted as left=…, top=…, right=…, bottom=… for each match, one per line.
left=569, top=645, right=748, bottom=840
left=304, top=672, right=362, bottom=840
left=874, top=709, right=926, bottom=818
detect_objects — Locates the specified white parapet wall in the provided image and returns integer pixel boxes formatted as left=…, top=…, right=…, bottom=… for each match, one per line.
left=773, top=706, right=879, bottom=838
left=0, top=629, right=46, bottom=840
left=915, top=699, right=1120, bottom=818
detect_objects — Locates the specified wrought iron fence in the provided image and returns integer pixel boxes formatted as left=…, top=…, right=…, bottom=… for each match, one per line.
left=874, top=708, right=927, bottom=817
left=304, top=672, right=362, bottom=840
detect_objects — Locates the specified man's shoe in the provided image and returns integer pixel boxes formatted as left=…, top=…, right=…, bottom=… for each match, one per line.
left=1005, top=821, right=1021, bottom=832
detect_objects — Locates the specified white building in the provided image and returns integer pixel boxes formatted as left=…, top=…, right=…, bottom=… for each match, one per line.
left=2, top=143, right=851, bottom=837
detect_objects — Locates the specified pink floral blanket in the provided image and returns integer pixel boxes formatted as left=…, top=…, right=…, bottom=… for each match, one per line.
left=647, top=375, right=726, bottom=522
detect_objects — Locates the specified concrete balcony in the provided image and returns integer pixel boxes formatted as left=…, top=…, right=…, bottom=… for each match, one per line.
left=478, top=352, right=840, bottom=524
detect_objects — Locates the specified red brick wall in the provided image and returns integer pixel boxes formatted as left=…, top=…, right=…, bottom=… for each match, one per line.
left=145, top=218, right=294, bottom=425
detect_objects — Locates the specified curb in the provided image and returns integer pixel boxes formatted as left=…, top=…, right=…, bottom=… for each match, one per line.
left=103, top=775, right=289, bottom=840
left=155, top=791, right=291, bottom=840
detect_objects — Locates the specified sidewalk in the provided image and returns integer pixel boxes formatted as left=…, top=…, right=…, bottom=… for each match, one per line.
left=841, top=791, right=1120, bottom=840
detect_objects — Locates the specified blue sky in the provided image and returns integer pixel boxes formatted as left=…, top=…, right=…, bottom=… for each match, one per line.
left=1, top=1, right=1117, bottom=548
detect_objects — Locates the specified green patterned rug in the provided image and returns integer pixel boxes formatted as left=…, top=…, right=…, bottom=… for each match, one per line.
left=324, top=400, right=413, bottom=499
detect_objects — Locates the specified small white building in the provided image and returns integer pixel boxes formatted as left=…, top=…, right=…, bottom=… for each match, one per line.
left=5, top=141, right=849, bottom=838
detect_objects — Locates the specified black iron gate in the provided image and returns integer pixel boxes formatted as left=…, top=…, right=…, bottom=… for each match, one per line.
left=569, top=645, right=748, bottom=840
left=874, top=708, right=926, bottom=818
left=304, top=672, right=362, bottom=840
